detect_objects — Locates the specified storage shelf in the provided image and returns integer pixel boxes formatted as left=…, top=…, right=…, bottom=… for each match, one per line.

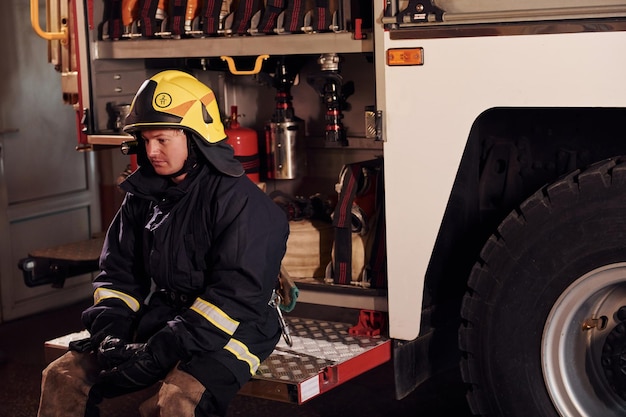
left=87, top=134, right=131, bottom=146
left=93, top=31, right=373, bottom=60
left=295, top=280, right=388, bottom=312
left=87, top=133, right=383, bottom=148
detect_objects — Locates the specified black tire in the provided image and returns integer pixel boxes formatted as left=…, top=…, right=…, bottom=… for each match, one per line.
left=460, top=157, right=626, bottom=417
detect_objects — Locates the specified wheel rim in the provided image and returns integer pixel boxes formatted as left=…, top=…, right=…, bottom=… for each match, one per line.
left=543, top=263, right=626, bottom=417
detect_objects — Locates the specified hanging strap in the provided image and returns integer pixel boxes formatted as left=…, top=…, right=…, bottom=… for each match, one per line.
left=282, top=0, right=308, bottom=33
left=139, top=0, right=161, bottom=37
left=314, top=0, right=331, bottom=32
left=103, top=0, right=124, bottom=40
left=332, top=158, right=386, bottom=287
left=168, top=0, right=187, bottom=37
left=231, top=0, right=261, bottom=34
left=202, top=0, right=224, bottom=35
left=332, top=163, right=363, bottom=285
left=257, top=0, right=286, bottom=33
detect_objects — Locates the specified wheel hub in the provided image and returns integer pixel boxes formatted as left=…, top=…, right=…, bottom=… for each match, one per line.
left=542, top=263, right=626, bottom=417
left=602, top=314, right=626, bottom=401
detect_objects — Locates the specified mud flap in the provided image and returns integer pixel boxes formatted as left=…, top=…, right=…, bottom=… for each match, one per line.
left=393, top=327, right=460, bottom=400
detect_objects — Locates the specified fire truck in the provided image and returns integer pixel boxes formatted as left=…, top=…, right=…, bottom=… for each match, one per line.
left=29, top=0, right=626, bottom=416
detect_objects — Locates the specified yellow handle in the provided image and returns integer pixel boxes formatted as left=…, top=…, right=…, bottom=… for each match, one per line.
left=220, top=55, right=269, bottom=75
left=30, top=0, right=68, bottom=43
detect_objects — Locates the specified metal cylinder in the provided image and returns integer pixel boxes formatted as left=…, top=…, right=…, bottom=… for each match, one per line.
left=265, top=119, right=304, bottom=180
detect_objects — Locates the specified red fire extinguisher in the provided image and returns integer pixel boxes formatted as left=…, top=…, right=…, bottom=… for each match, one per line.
left=225, top=105, right=261, bottom=183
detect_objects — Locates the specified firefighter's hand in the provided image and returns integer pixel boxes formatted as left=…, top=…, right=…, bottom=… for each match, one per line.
left=96, top=344, right=163, bottom=396
left=96, top=327, right=183, bottom=397
left=97, top=336, right=143, bottom=370
left=67, top=337, right=94, bottom=353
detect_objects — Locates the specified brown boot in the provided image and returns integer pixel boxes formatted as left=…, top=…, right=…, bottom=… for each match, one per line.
left=37, top=351, right=100, bottom=417
left=139, top=367, right=205, bottom=417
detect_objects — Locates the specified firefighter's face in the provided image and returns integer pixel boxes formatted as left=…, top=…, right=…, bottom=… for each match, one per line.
left=141, top=128, right=188, bottom=182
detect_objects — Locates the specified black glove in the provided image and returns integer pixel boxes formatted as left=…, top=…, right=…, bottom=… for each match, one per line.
left=97, top=335, right=144, bottom=370
left=68, top=337, right=94, bottom=353
left=96, top=327, right=184, bottom=397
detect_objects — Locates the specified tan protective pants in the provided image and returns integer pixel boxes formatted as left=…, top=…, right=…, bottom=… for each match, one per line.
left=37, top=351, right=206, bottom=417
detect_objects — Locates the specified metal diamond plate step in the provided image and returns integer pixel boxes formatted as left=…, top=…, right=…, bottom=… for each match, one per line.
left=44, top=316, right=391, bottom=405
left=241, top=317, right=391, bottom=404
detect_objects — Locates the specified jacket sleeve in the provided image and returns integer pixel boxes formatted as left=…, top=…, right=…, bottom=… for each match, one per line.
left=81, top=193, right=152, bottom=345
left=171, top=179, right=289, bottom=364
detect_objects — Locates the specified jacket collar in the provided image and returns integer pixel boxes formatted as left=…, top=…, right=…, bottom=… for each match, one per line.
left=120, top=163, right=209, bottom=203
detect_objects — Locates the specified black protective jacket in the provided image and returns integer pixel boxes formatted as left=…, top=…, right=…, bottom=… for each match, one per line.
left=82, top=163, right=289, bottom=385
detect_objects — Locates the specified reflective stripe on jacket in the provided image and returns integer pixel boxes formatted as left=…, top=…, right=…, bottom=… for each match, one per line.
left=82, top=164, right=289, bottom=383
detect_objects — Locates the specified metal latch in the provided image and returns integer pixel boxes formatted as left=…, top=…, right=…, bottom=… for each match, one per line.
left=365, top=108, right=384, bottom=142
left=382, top=0, right=445, bottom=28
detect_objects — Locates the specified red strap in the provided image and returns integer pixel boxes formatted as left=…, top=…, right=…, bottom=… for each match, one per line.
left=232, top=0, right=261, bottom=34
left=332, top=164, right=361, bottom=285
left=257, top=0, right=286, bottom=33
left=332, top=159, right=387, bottom=288
left=103, top=0, right=123, bottom=40
left=283, top=0, right=306, bottom=33
left=202, top=0, right=223, bottom=35
left=139, top=0, right=160, bottom=37
left=314, top=0, right=331, bottom=32
left=169, top=0, right=186, bottom=37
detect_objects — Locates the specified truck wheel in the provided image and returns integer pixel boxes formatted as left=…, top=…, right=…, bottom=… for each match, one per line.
left=460, top=157, right=626, bottom=417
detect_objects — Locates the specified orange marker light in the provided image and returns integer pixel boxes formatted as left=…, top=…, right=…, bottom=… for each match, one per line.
left=386, top=48, right=424, bottom=66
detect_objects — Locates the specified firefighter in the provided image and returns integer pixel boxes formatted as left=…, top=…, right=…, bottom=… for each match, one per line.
left=37, top=70, right=289, bottom=417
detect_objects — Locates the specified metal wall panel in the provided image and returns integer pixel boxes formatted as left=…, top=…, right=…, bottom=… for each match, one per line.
left=0, top=0, right=100, bottom=322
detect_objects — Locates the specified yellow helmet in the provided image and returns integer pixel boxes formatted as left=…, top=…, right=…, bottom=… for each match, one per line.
left=124, top=70, right=226, bottom=142
left=124, top=70, right=243, bottom=177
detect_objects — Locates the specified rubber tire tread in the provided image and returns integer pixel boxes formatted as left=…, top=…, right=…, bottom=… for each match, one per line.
left=459, top=156, right=626, bottom=417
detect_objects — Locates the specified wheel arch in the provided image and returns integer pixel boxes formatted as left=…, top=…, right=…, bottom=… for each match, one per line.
left=401, top=107, right=626, bottom=399
left=458, top=156, right=626, bottom=416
